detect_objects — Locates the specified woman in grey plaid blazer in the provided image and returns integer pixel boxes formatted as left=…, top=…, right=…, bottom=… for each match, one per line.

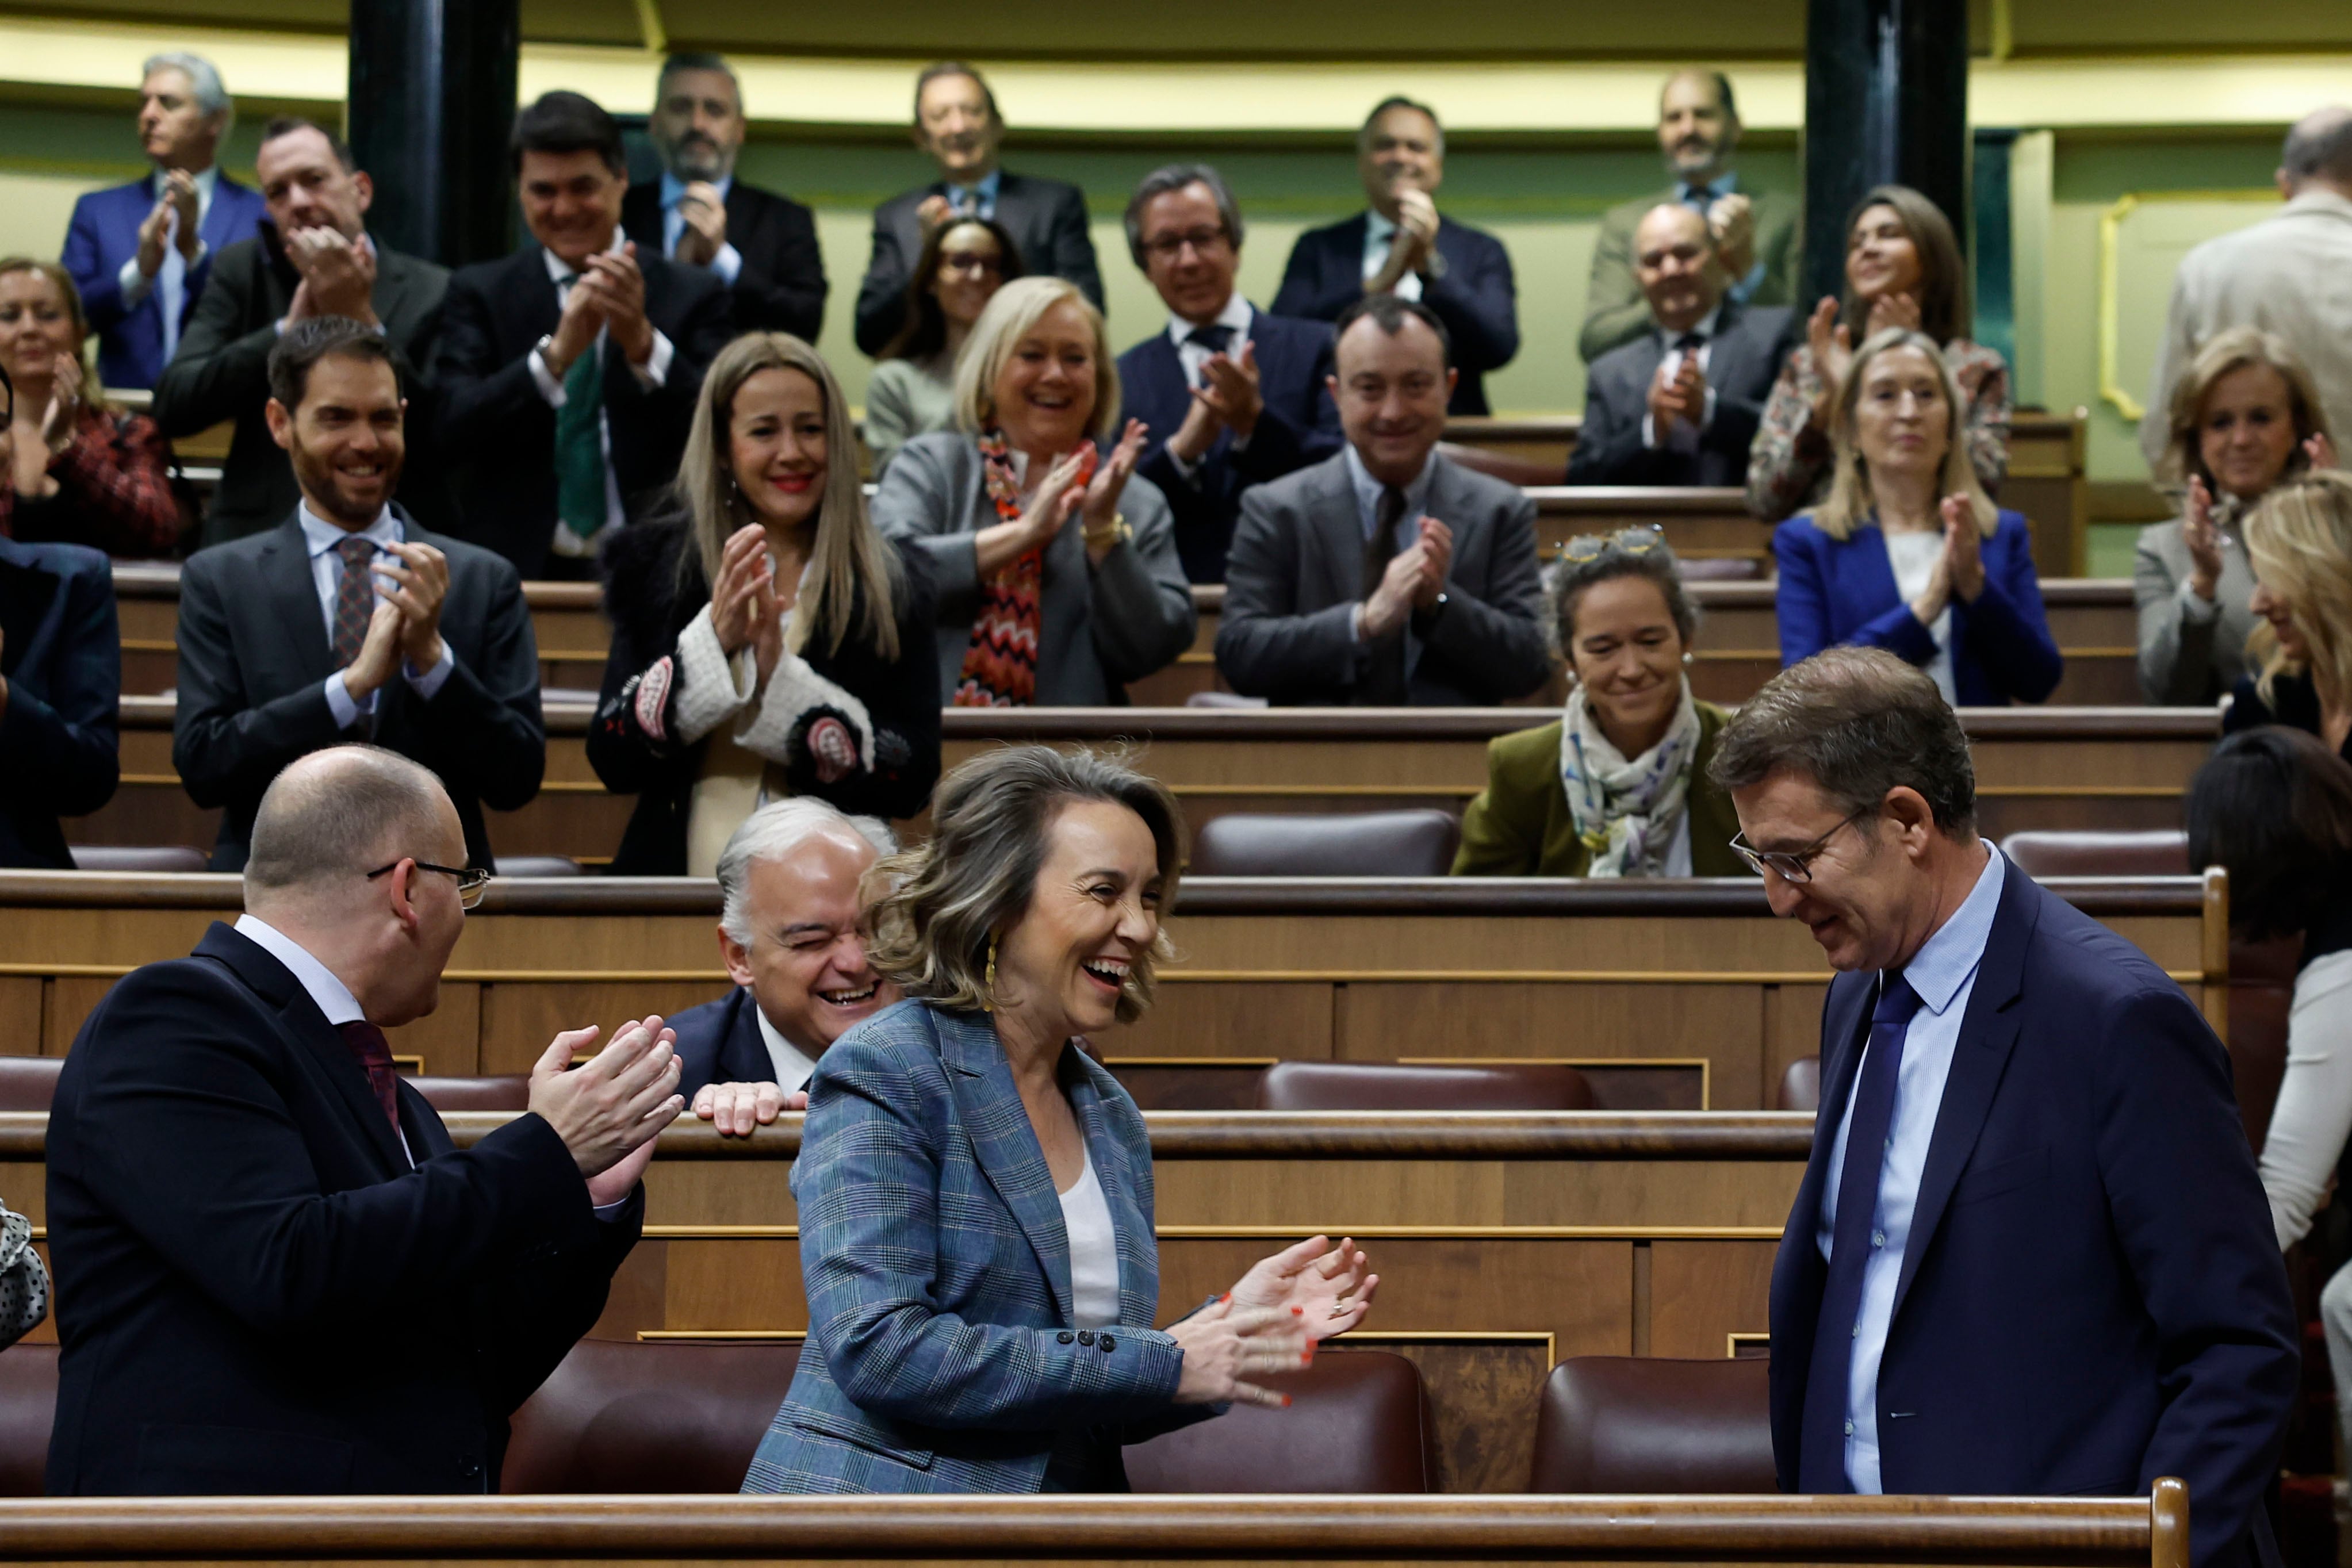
left=742, top=746, right=1378, bottom=1494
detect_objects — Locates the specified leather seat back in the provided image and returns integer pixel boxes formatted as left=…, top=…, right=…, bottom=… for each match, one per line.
left=0, top=1344, right=57, bottom=1497
left=409, top=1075, right=532, bottom=1112
left=1190, top=810, right=1461, bottom=877
left=1530, top=1355, right=1775, bottom=1493
left=68, top=846, right=208, bottom=873
left=1776, top=1057, right=1821, bottom=1113
left=1998, top=830, right=2189, bottom=877
left=500, top=1339, right=803, bottom=1493
left=1258, top=1060, right=1595, bottom=1112
left=0, top=1059, right=64, bottom=1114
left=1124, top=1349, right=1435, bottom=1492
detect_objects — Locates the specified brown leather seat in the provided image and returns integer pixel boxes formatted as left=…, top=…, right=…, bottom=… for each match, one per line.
left=68, top=845, right=208, bottom=873
left=409, top=1075, right=531, bottom=1112
left=500, top=1338, right=802, bottom=1493
left=1777, top=1057, right=1821, bottom=1112
left=1191, top=810, right=1461, bottom=878
left=0, top=1344, right=58, bottom=1497
left=1529, top=1355, right=1775, bottom=1493
left=1258, top=1060, right=1594, bottom=1111
left=0, top=1059, right=64, bottom=1114
left=1125, top=1348, right=1435, bottom=1492
left=1998, top=830, right=2189, bottom=877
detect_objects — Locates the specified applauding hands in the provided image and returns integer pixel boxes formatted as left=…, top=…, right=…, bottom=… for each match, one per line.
left=1169, top=1236, right=1379, bottom=1407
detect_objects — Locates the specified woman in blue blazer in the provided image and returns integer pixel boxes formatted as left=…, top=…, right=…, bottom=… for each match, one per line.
left=742, top=746, right=1378, bottom=1494
left=1773, top=329, right=2062, bottom=706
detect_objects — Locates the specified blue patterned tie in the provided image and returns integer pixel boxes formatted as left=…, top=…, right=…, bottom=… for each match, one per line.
left=1798, top=972, right=1925, bottom=1492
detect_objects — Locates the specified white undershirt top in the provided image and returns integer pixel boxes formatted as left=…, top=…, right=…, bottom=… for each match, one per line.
left=1881, top=528, right=1957, bottom=704
left=2258, top=950, right=2352, bottom=1250
left=1057, top=1149, right=1121, bottom=1329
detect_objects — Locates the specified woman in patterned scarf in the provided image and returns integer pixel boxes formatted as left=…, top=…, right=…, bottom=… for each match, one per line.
left=874, top=276, right=1196, bottom=707
left=1454, top=530, right=1751, bottom=877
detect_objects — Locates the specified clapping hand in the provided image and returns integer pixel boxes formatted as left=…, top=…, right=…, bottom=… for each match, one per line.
left=528, top=1016, right=684, bottom=1205
left=1805, top=297, right=1855, bottom=416
left=1648, top=354, right=1706, bottom=438
left=1362, top=542, right=1432, bottom=641
left=1225, top=1234, right=1380, bottom=1341
left=136, top=170, right=202, bottom=278
left=1393, top=187, right=1440, bottom=273
left=578, top=246, right=654, bottom=366
left=2182, top=476, right=2224, bottom=602
left=546, top=264, right=610, bottom=379
left=710, top=524, right=772, bottom=655
left=1167, top=1297, right=1316, bottom=1408
left=675, top=183, right=728, bottom=267
left=340, top=598, right=405, bottom=700
left=285, top=228, right=378, bottom=324
left=1939, top=494, right=1985, bottom=604
left=1079, top=419, right=1147, bottom=560
left=1707, top=191, right=1756, bottom=280
left=1865, top=290, right=1922, bottom=340
left=374, top=541, right=449, bottom=672
left=2305, top=432, right=2339, bottom=473
left=39, top=350, right=82, bottom=456
left=915, top=193, right=955, bottom=233
left=1412, top=516, right=1453, bottom=608
left=1195, top=341, right=1264, bottom=442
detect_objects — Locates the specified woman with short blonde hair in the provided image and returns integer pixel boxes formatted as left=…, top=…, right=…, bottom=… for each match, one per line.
left=2231, top=469, right=2352, bottom=760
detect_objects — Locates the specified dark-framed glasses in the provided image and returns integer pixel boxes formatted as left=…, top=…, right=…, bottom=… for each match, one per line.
left=1560, top=526, right=1665, bottom=563
left=367, top=860, right=492, bottom=910
left=1726, top=810, right=1871, bottom=883
left=1140, top=227, right=1232, bottom=261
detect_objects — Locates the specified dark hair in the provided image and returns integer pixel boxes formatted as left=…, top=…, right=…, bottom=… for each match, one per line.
left=1123, top=163, right=1246, bottom=270
left=0, top=358, right=14, bottom=421
left=2187, top=727, right=2352, bottom=940
left=267, top=316, right=399, bottom=411
left=1552, top=537, right=1699, bottom=654
left=1840, top=183, right=1970, bottom=347
left=657, top=51, right=741, bottom=108
left=913, top=62, right=999, bottom=128
left=1709, top=646, right=1977, bottom=839
left=259, top=115, right=355, bottom=172
left=879, top=215, right=1024, bottom=363
left=510, top=90, right=625, bottom=178
left=1332, top=292, right=1452, bottom=368
left=1663, top=68, right=1737, bottom=118
left=2282, top=106, right=2352, bottom=186
left=1358, top=95, right=1443, bottom=154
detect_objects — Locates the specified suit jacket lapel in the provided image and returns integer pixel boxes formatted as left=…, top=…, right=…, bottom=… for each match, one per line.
left=935, top=1008, right=1073, bottom=1323
left=1312, top=458, right=1366, bottom=608
left=258, top=515, right=337, bottom=685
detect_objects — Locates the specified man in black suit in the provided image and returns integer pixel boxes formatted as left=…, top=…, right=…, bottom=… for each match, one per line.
left=676, top=799, right=898, bottom=1137
left=174, top=319, right=543, bottom=873
left=1569, top=202, right=1794, bottom=489
left=1217, top=295, right=1547, bottom=706
left=852, top=62, right=1101, bottom=358
left=621, top=52, right=826, bottom=343
left=1273, top=98, right=1518, bottom=416
left=434, top=91, right=733, bottom=579
left=0, top=535, right=118, bottom=868
left=1114, top=164, right=1342, bottom=585
left=46, top=742, right=684, bottom=1494
left=155, top=116, right=451, bottom=545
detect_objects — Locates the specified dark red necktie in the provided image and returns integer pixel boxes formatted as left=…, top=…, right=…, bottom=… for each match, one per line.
left=336, top=1020, right=403, bottom=1140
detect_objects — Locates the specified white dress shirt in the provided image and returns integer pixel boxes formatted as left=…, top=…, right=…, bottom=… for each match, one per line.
left=1161, top=293, right=1257, bottom=483
left=1815, top=844, right=2006, bottom=1493
left=1881, top=527, right=1957, bottom=704
left=1641, top=304, right=1723, bottom=451
left=658, top=171, right=742, bottom=283
left=117, top=163, right=217, bottom=364
left=1057, top=1149, right=1123, bottom=1329
left=1361, top=210, right=1426, bottom=302
left=297, top=501, right=455, bottom=729
left=749, top=1002, right=819, bottom=1096
left=527, top=232, right=677, bottom=559
left=232, top=913, right=412, bottom=1166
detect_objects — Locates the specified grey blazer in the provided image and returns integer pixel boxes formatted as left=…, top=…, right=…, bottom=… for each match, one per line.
left=872, top=432, right=1197, bottom=706
left=1216, top=450, right=1550, bottom=706
left=2134, top=515, right=2259, bottom=706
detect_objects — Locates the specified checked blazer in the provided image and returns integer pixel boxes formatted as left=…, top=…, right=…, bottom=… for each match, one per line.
left=742, top=1001, right=1215, bottom=1494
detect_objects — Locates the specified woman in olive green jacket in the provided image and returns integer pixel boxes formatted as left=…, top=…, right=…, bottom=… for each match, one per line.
left=1454, top=531, right=1753, bottom=878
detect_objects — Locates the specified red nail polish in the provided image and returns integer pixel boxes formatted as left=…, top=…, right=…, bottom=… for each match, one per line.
left=1292, top=1306, right=1303, bottom=1316
left=1219, top=1292, right=1231, bottom=1305
left=1301, top=1350, right=1313, bottom=1364
left=1280, top=1394, right=1292, bottom=1408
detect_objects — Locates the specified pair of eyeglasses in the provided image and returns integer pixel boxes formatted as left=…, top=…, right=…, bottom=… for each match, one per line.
left=367, top=860, right=492, bottom=910
left=1560, top=526, right=1665, bottom=563
left=1726, top=809, right=1871, bottom=883
left=1140, top=227, right=1232, bottom=261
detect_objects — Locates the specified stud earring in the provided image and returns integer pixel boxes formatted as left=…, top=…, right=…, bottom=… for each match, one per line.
left=1682, top=651, right=1695, bottom=666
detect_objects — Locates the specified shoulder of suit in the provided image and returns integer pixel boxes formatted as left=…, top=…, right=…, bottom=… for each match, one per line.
left=1587, top=330, right=1660, bottom=379
left=1248, top=450, right=1351, bottom=512
left=446, top=247, right=533, bottom=292
left=1001, top=171, right=1086, bottom=205
left=1430, top=451, right=1528, bottom=513
left=1293, top=213, right=1367, bottom=247
left=0, top=536, right=109, bottom=582
left=376, top=246, right=450, bottom=287
left=811, top=999, right=957, bottom=1097
left=1437, top=213, right=1506, bottom=247
left=664, top=988, right=741, bottom=1046
left=184, top=520, right=294, bottom=580
left=1487, top=719, right=1565, bottom=780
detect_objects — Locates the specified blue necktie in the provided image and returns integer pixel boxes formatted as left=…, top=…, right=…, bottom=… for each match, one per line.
left=1798, top=972, right=1925, bottom=1493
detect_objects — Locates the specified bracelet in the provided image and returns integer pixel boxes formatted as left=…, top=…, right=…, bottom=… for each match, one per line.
left=1083, top=513, right=1132, bottom=551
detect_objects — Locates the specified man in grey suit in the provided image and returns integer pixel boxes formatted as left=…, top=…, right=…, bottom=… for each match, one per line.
left=1581, top=70, right=1800, bottom=365
left=155, top=117, right=450, bottom=545
left=852, top=63, right=1102, bottom=356
left=1570, top=203, right=1794, bottom=489
left=1217, top=294, right=1549, bottom=706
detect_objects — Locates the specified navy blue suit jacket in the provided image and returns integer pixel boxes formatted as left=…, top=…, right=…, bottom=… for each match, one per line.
left=1114, top=305, right=1342, bottom=584
left=1773, top=509, right=2063, bottom=706
left=1271, top=213, right=1518, bottom=416
left=63, top=172, right=266, bottom=390
left=0, top=537, right=119, bottom=868
left=668, top=988, right=784, bottom=1103
left=1770, top=867, right=2297, bottom=1568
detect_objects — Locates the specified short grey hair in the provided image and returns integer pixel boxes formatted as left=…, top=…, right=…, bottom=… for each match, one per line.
left=716, top=799, right=895, bottom=946
left=1709, top=646, right=1977, bottom=839
left=1123, top=163, right=1246, bottom=269
left=143, top=52, right=232, bottom=125
left=2283, top=106, right=2352, bottom=186
left=244, top=746, right=449, bottom=896
left=657, top=51, right=742, bottom=110
left=865, top=746, right=1184, bottom=1024
left=1358, top=95, right=1444, bottom=157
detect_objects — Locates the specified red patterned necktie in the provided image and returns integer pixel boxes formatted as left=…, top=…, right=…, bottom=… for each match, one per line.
left=336, top=1020, right=403, bottom=1140
left=330, top=535, right=378, bottom=666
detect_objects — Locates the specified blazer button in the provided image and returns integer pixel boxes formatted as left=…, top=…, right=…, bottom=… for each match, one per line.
left=1077, top=1331, right=1095, bottom=1346
left=1098, top=1334, right=1117, bottom=1352
left=1056, top=1331, right=1075, bottom=1344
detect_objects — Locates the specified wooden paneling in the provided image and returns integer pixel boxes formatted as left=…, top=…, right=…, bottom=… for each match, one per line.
left=0, top=979, right=39, bottom=1058
left=1649, top=1239, right=1780, bottom=1358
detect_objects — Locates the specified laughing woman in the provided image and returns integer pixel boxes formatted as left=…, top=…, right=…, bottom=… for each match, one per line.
left=744, top=746, right=1378, bottom=1493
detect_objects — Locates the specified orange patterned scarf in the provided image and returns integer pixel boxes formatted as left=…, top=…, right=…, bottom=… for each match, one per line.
left=953, top=430, right=1095, bottom=707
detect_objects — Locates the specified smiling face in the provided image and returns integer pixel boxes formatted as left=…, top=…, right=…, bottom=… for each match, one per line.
left=1137, top=181, right=1239, bottom=326
left=0, top=269, right=81, bottom=395
left=992, top=297, right=1100, bottom=457
left=930, top=220, right=1005, bottom=331
left=1566, top=574, right=1688, bottom=753
left=1633, top=204, right=1722, bottom=334
left=728, top=366, right=828, bottom=531
left=2250, top=576, right=2309, bottom=662
left=267, top=350, right=405, bottom=528
left=1657, top=71, right=1738, bottom=182
left=1851, top=343, right=1951, bottom=486
left=720, top=830, right=893, bottom=1056
left=518, top=147, right=627, bottom=270
left=2198, top=362, right=2301, bottom=502
left=1358, top=104, right=1443, bottom=216
left=917, top=71, right=1002, bottom=182
left=1332, top=312, right=1454, bottom=488
left=651, top=66, right=745, bottom=183
left=1845, top=203, right=1922, bottom=304
left=256, top=125, right=371, bottom=243
left=1729, top=770, right=1923, bottom=973
left=993, top=799, right=1164, bottom=1042
left=138, top=67, right=220, bottom=171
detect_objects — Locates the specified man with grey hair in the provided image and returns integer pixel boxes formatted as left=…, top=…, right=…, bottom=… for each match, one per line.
left=45, top=744, right=681, bottom=1494
left=1714, top=648, right=2295, bottom=1568
left=2142, top=105, right=2352, bottom=471
left=671, top=798, right=898, bottom=1136
left=1115, top=163, right=1341, bottom=584
left=63, top=50, right=266, bottom=389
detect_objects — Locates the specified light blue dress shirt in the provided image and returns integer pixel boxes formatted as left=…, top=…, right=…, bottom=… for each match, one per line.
left=944, top=168, right=1002, bottom=220
left=658, top=171, right=742, bottom=284
left=1814, top=842, right=2007, bottom=1492
left=298, top=502, right=455, bottom=729
left=1340, top=443, right=1439, bottom=673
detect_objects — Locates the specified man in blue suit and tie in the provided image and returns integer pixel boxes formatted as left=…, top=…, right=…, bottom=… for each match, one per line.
left=1713, top=646, right=2297, bottom=1568
left=1115, top=164, right=1342, bottom=585
left=62, top=52, right=266, bottom=391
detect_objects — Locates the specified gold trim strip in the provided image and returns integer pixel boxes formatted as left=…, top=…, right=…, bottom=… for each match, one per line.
left=2098, top=189, right=2276, bottom=422
left=638, top=1329, right=808, bottom=1343
left=1104, top=1056, right=1282, bottom=1067
left=1346, top=1329, right=1558, bottom=1370
left=644, top=1225, right=1790, bottom=1240
left=1727, top=1331, right=1771, bottom=1358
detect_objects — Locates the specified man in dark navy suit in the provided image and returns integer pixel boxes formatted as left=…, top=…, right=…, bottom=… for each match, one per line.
left=0, top=532, right=118, bottom=868
left=1114, top=164, right=1342, bottom=585
left=1273, top=97, right=1517, bottom=416
left=1712, top=647, right=2297, bottom=1568
left=675, top=799, right=898, bottom=1136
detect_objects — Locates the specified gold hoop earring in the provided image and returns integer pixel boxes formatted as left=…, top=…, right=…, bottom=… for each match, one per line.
left=982, top=935, right=998, bottom=1012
